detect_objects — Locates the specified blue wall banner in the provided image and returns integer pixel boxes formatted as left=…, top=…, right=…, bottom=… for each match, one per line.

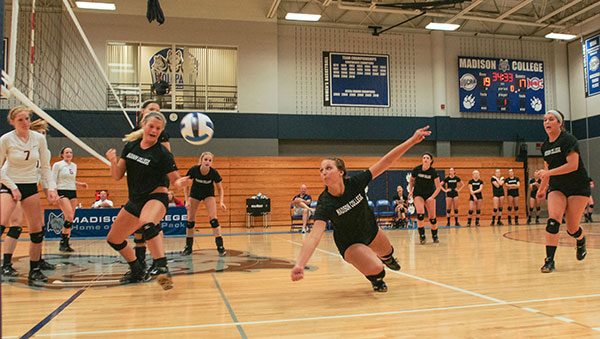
left=323, top=52, right=390, bottom=107
left=44, top=207, right=187, bottom=239
left=583, top=34, right=600, bottom=97
left=458, top=56, right=545, bottom=114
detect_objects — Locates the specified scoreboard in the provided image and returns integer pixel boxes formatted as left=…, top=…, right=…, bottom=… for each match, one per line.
left=458, top=56, right=545, bottom=114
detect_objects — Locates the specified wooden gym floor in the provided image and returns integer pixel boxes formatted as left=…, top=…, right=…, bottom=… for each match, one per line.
left=2, top=222, right=599, bottom=338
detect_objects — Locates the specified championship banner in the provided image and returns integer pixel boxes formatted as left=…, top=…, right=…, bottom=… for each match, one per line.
left=44, top=207, right=187, bottom=239
left=583, top=34, right=600, bottom=97
left=323, top=52, right=390, bottom=107
left=458, top=56, right=545, bottom=114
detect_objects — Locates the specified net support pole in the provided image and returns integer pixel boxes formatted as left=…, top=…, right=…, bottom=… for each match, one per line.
left=28, top=0, right=35, bottom=99
left=61, top=0, right=134, bottom=129
left=8, top=0, right=18, bottom=78
left=3, top=72, right=110, bottom=166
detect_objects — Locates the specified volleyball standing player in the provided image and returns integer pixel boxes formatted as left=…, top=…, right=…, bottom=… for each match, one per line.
left=467, top=170, right=483, bottom=227
left=291, top=126, right=431, bottom=292
left=505, top=169, right=521, bottom=225
left=442, top=168, right=464, bottom=226
left=105, top=111, right=190, bottom=289
left=584, top=177, right=594, bottom=222
left=490, top=169, right=505, bottom=226
left=537, top=110, right=589, bottom=273
left=53, top=147, right=88, bottom=252
left=182, top=152, right=227, bottom=256
left=527, top=170, right=542, bottom=224
left=0, top=107, right=58, bottom=283
left=409, top=153, right=442, bottom=244
left=131, top=100, right=171, bottom=273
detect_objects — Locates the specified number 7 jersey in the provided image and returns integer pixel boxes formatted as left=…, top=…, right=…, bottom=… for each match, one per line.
left=0, top=130, right=56, bottom=190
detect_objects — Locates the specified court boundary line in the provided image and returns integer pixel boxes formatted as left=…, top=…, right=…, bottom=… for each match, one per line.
left=6, top=293, right=600, bottom=338
left=212, top=273, right=248, bottom=339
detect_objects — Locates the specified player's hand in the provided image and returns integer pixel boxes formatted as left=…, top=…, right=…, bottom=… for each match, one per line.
left=220, top=202, right=227, bottom=211
left=47, top=189, right=58, bottom=205
left=175, top=176, right=193, bottom=188
left=538, top=170, right=549, bottom=179
left=536, top=190, right=546, bottom=200
left=11, top=188, right=21, bottom=202
left=410, top=126, right=431, bottom=144
left=105, top=149, right=117, bottom=163
left=291, top=264, right=305, bottom=281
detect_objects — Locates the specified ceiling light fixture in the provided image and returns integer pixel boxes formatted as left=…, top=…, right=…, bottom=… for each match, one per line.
left=75, top=1, right=116, bottom=11
left=544, top=33, right=577, bottom=41
left=425, top=23, right=460, bottom=31
left=285, top=13, right=321, bottom=22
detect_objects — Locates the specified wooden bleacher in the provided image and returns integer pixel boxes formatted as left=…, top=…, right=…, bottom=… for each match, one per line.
left=31, top=156, right=527, bottom=231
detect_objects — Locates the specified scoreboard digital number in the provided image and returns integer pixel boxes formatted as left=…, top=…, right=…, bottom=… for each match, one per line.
left=458, top=56, right=545, bottom=114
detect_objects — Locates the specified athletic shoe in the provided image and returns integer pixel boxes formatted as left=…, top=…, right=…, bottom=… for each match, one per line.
left=419, top=235, right=426, bottom=245
left=217, top=246, right=226, bottom=257
left=466, top=222, right=471, bottom=227
left=432, top=234, right=439, bottom=243
left=371, top=279, right=388, bottom=292
left=589, top=214, right=594, bottom=222
left=39, top=260, right=56, bottom=270
left=155, top=267, right=173, bottom=290
left=490, top=221, right=495, bottom=226
left=577, top=237, right=587, bottom=261
left=455, top=221, right=461, bottom=227
left=508, top=221, right=513, bottom=225
left=535, top=217, right=540, bottom=224
left=540, top=257, right=555, bottom=273
left=475, top=221, right=480, bottom=227
left=527, top=217, right=531, bottom=225
left=497, top=221, right=504, bottom=226
left=182, top=245, right=193, bottom=256
left=59, top=242, right=75, bottom=253
left=119, top=269, right=145, bottom=284
left=2, top=264, right=19, bottom=277
left=28, top=268, right=48, bottom=283
left=381, top=256, right=401, bottom=271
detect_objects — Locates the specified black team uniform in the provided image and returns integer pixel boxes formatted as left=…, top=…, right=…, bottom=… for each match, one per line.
left=314, top=170, right=400, bottom=291
left=184, top=165, right=225, bottom=256
left=506, top=176, right=520, bottom=224
left=541, top=130, right=590, bottom=272
left=443, top=175, right=461, bottom=226
left=468, top=179, right=483, bottom=227
left=411, top=164, right=439, bottom=244
left=491, top=176, right=505, bottom=226
left=117, top=138, right=176, bottom=284
left=528, top=177, right=542, bottom=224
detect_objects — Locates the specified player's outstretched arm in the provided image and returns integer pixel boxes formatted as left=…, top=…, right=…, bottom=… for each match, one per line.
left=291, top=220, right=327, bottom=281
left=369, top=126, right=431, bottom=179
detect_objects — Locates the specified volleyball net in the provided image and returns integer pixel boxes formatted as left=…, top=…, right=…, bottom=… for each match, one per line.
left=2, top=0, right=134, bottom=165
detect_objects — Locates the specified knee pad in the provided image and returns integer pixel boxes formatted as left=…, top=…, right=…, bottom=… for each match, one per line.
left=63, top=220, right=73, bottom=229
left=514, top=206, right=519, bottom=211
left=546, top=218, right=560, bottom=234
left=454, top=209, right=458, bottom=214
left=468, top=210, right=473, bottom=215
left=29, top=231, right=45, bottom=244
left=476, top=210, right=481, bottom=215
left=133, top=237, right=145, bottom=244
left=134, top=228, right=144, bottom=235
left=590, top=204, right=594, bottom=208
left=210, top=219, right=220, bottom=228
left=567, top=227, right=582, bottom=238
left=107, top=239, right=128, bottom=251
left=446, top=209, right=451, bottom=214
left=141, top=222, right=161, bottom=241
left=507, top=206, right=512, bottom=212
left=417, top=214, right=425, bottom=221
left=6, top=226, right=22, bottom=239
left=429, top=218, right=437, bottom=225
left=536, top=207, right=541, bottom=211
left=186, top=221, right=195, bottom=229
left=1, top=225, right=5, bottom=235
left=529, top=208, right=533, bottom=212
left=493, top=208, right=498, bottom=213
left=498, top=207, right=503, bottom=212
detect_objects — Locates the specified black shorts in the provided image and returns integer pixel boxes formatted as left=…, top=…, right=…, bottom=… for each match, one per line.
left=548, top=185, right=591, bottom=198
left=58, top=189, right=77, bottom=200
left=189, top=190, right=214, bottom=202
left=334, top=222, right=379, bottom=258
left=492, top=190, right=505, bottom=198
left=124, top=193, right=169, bottom=218
left=414, top=190, right=434, bottom=200
left=446, top=190, right=458, bottom=198
left=470, top=193, right=483, bottom=201
left=530, top=190, right=538, bottom=199
left=0, top=183, right=38, bottom=201
left=507, top=190, right=519, bottom=197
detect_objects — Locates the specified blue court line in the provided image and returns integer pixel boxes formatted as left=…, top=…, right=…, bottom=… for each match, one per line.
left=212, top=274, right=247, bottom=339
left=19, top=289, right=85, bottom=339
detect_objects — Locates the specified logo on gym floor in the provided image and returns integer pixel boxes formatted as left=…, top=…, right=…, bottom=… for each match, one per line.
left=6, top=250, right=310, bottom=290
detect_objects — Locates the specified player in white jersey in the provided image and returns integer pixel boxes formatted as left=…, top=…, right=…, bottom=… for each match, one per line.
left=0, top=107, right=58, bottom=284
left=53, top=147, right=88, bottom=252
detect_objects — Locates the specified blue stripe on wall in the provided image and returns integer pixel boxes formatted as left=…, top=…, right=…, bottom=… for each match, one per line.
left=0, top=109, right=555, bottom=142
left=571, top=115, right=600, bottom=140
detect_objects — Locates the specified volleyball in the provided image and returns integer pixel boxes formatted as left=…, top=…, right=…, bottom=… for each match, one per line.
left=180, top=112, right=214, bottom=145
